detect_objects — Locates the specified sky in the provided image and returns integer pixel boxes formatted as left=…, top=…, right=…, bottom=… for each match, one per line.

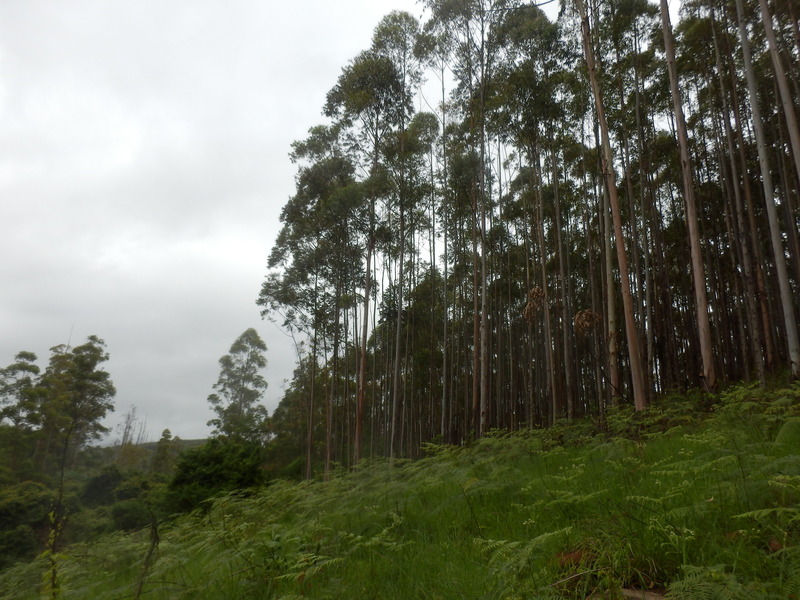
left=0, top=0, right=433, bottom=442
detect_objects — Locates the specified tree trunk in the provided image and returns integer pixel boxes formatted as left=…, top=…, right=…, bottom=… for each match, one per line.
left=710, top=7, right=766, bottom=383
left=576, top=0, right=648, bottom=410
left=736, top=0, right=800, bottom=379
left=660, top=0, right=717, bottom=391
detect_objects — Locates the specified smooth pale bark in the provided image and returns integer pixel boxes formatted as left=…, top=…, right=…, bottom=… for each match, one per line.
left=353, top=211, right=374, bottom=466
left=756, top=0, right=800, bottom=378
left=660, top=0, right=717, bottom=392
left=306, top=276, right=319, bottom=480
left=710, top=8, right=766, bottom=383
left=631, top=25, right=658, bottom=391
left=535, top=158, right=558, bottom=423
left=439, top=71, right=449, bottom=442
left=390, top=203, right=405, bottom=459
left=736, top=0, right=800, bottom=379
left=576, top=0, right=648, bottom=410
left=478, top=5, right=490, bottom=437
left=603, top=180, right=620, bottom=401
left=758, top=0, right=800, bottom=190
left=471, top=201, right=480, bottom=432
left=724, top=42, right=777, bottom=369
left=552, top=155, right=575, bottom=419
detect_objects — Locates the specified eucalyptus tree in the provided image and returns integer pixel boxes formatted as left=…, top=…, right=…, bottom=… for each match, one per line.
left=28, top=335, right=115, bottom=588
left=324, top=48, right=411, bottom=463
left=382, top=111, right=440, bottom=456
left=0, top=351, right=40, bottom=427
left=0, top=351, right=41, bottom=480
left=422, top=0, right=524, bottom=434
left=734, top=0, right=800, bottom=380
left=704, top=5, right=766, bottom=383
left=490, top=2, right=582, bottom=421
left=596, top=0, right=674, bottom=396
left=32, top=336, right=116, bottom=473
left=754, top=0, right=800, bottom=378
left=207, top=328, right=269, bottom=444
left=370, top=11, right=426, bottom=458
left=659, top=0, right=717, bottom=391
left=259, top=124, right=364, bottom=476
left=573, top=0, right=648, bottom=410
left=415, top=19, right=457, bottom=441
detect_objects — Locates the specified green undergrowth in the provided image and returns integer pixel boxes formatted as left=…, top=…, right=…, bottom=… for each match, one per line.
left=2, top=381, right=800, bottom=599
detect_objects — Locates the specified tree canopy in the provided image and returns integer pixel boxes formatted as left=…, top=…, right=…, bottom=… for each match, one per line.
left=207, top=328, right=269, bottom=443
left=258, top=0, right=800, bottom=477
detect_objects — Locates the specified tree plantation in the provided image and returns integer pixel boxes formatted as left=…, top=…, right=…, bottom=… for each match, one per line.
left=259, top=0, right=800, bottom=477
left=2, top=0, right=800, bottom=596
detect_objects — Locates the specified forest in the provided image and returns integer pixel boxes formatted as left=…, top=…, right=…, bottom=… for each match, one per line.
left=258, top=0, right=800, bottom=477
left=1, top=0, right=800, bottom=595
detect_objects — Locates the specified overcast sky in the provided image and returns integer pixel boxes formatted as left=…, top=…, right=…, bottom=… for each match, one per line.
left=0, top=0, right=433, bottom=442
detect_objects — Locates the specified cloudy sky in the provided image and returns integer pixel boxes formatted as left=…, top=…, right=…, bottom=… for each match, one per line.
left=0, top=0, right=431, bottom=442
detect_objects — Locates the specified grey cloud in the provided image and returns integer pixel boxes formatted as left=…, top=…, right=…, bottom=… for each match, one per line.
left=0, top=0, right=421, bottom=442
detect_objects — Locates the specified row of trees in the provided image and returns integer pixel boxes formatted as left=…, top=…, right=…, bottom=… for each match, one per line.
left=258, top=0, right=800, bottom=477
left=0, top=328, right=271, bottom=571
left=0, top=336, right=116, bottom=481
left=0, top=336, right=116, bottom=572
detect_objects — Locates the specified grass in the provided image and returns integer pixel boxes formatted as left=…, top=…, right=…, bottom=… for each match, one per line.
left=2, top=381, right=800, bottom=599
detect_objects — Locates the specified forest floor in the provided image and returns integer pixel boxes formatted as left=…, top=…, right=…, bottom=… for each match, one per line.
left=2, top=380, right=800, bottom=599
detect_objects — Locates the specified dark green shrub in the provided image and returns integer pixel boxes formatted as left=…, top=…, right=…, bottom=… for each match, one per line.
left=111, top=499, right=152, bottom=531
left=167, top=439, right=264, bottom=512
left=0, top=481, right=52, bottom=568
left=81, top=465, right=124, bottom=506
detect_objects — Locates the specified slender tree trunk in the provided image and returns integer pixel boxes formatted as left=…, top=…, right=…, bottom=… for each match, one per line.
left=710, top=7, right=766, bottom=383
left=440, top=68, right=449, bottom=443
left=551, top=143, right=575, bottom=419
left=534, top=155, right=558, bottom=423
left=577, top=0, right=648, bottom=410
left=353, top=225, right=374, bottom=466
left=390, top=205, right=405, bottom=458
left=660, top=0, right=717, bottom=391
left=759, top=0, right=800, bottom=190
left=478, top=7, right=490, bottom=436
left=737, top=0, right=800, bottom=379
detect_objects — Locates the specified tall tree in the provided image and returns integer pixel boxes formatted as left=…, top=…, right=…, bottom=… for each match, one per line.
left=33, top=336, right=116, bottom=472
left=659, top=0, right=717, bottom=391
left=371, top=11, right=424, bottom=458
left=0, top=351, right=40, bottom=427
left=575, top=0, right=648, bottom=410
left=207, top=328, right=269, bottom=444
left=755, top=0, right=800, bottom=378
left=325, top=49, right=410, bottom=463
left=735, top=0, right=800, bottom=380
left=30, top=335, right=115, bottom=595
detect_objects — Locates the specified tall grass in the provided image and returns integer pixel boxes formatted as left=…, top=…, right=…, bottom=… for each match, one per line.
left=2, top=381, right=799, bottom=599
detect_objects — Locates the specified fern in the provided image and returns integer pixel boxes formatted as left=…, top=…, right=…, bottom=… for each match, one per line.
left=667, top=565, right=771, bottom=600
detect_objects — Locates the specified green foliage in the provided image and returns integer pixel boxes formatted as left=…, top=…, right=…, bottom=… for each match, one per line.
left=110, top=500, right=152, bottom=531
left=0, top=481, right=52, bottom=569
left=167, top=439, right=265, bottom=512
left=0, top=352, right=40, bottom=428
left=81, top=466, right=124, bottom=507
left=207, top=329, right=269, bottom=444
left=150, top=429, right=180, bottom=476
left=1, top=382, right=800, bottom=598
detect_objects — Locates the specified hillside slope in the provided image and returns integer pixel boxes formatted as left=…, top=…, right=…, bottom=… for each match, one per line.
left=2, top=382, right=800, bottom=599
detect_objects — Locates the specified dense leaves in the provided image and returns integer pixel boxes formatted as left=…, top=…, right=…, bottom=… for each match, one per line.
left=207, top=328, right=269, bottom=443
left=258, top=0, right=800, bottom=478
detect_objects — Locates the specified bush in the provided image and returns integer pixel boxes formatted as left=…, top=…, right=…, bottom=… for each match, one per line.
left=81, top=465, right=124, bottom=507
left=0, top=481, right=52, bottom=568
left=167, top=439, right=265, bottom=512
left=111, top=499, right=153, bottom=531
